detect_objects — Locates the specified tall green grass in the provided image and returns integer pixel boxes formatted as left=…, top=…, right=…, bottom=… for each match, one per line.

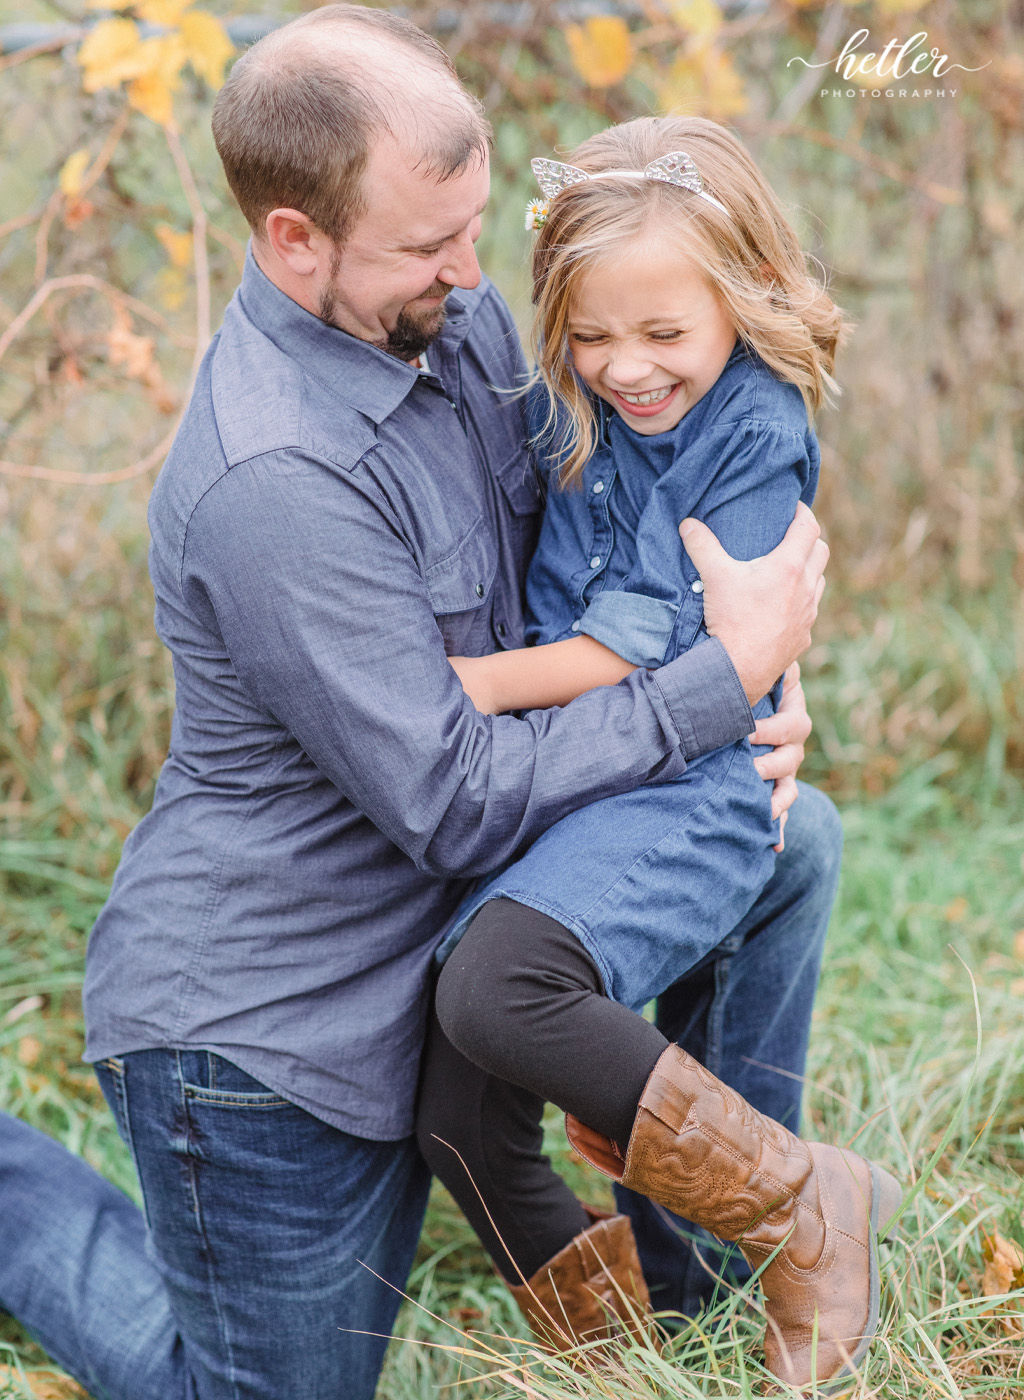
left=1, top=491, right=1021, bottom=1392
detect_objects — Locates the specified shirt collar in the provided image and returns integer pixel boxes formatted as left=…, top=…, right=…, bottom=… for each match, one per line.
left=236, top=244, right=476, bottom=425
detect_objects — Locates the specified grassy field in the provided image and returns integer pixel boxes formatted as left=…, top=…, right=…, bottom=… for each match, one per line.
left=0, top=481, right=1022, bottom=1397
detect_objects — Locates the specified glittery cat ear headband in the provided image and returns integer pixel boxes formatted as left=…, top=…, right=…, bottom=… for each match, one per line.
left=524, top=151, right=731, bottom=231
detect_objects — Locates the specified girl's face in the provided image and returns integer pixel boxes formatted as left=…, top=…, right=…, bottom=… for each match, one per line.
left=567, top=231, right=736, bottom=435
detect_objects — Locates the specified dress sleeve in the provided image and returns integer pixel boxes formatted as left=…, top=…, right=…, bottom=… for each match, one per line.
left=579, top=416, right=819, bottom=667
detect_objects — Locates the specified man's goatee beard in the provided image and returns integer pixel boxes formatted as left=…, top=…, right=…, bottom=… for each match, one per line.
left=318, top=266, right=450, bottom=361
left=376, top=302, right=449, bottom=361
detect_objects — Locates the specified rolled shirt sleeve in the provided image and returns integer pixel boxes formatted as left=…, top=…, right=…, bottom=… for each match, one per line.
left=578, top=589, right=679, bottom=667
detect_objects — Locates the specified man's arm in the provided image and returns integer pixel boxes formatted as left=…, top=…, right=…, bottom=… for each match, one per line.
left=182, top=457, right=823, bottom=882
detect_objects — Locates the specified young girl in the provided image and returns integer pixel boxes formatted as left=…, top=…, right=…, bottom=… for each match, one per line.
left=416, top=117, right=899, bottom=1392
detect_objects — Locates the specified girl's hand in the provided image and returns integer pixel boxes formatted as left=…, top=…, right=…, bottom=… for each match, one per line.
left=750, top=663, right=812, bottom=852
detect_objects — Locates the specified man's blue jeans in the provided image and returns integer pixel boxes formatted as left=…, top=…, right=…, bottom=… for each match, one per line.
left=0, top=1050, right=429, bottom=1400
left=0, top=784, right=839, bottom=1396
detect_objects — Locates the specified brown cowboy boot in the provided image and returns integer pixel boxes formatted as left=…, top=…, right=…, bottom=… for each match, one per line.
left=507, top=1209, right=653, bottom=1353
left=566, top=1045, right=901, bottom=1393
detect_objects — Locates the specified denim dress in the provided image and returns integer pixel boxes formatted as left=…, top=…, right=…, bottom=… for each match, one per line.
left=437, top=343, right=820, bottom=1012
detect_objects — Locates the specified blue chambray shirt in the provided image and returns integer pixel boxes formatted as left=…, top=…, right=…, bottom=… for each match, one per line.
left=82, top=251, right=753, bottom=1140
left=525, top=343, right=820, bottom=668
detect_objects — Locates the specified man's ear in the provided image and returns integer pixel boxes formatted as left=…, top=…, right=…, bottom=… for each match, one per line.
left=264, top=209, right=324, bottom=278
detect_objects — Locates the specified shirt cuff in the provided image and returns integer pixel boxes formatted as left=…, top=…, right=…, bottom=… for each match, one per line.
left=578, top=590, right=679, bottom=667
left=648, top=636, right=754, bottom=760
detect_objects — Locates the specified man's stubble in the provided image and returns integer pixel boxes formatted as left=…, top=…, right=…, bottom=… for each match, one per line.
left=318, top=246, right=449, bottom=361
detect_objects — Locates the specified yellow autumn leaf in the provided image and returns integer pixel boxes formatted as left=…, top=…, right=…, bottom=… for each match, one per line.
left=180, top=10, right=235, bottom=89
left=127, top=72, right=174, bottom=124
left=85, top=0, right=132, bottom=8
left=565, top=15, right=634, bottom=88
left=666, top=0, right=723, bottom=40
left=59, top=148, right=91, bottom=199
left=126, top=33, right=186, bottom=124
left=156, top=265, right=189, bottom=311
left=78, top=16, right=146, bottom=92
left=137, top=0, right=193, bottom=24
left=875, top=0, right=931, bottom=12
left=659, top=42, right=748, bottom=119
left=155, top=222, right=193, bottom=268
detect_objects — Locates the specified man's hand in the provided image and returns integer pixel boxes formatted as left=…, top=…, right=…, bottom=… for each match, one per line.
left=751, top=663, right=811, bottom=850
left=680, top=502, right=828, bottom=705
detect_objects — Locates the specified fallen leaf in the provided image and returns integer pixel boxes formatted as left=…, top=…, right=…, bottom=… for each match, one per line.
left=982, top=1232, right=1024, bottom=1294
left=944, top=895, right=969, bottom=922
left=565, top=15, right=634, bottom=88
left=18, top=1035, right=42, bottom=1067
left=981, top=1231, right=1024, bottom=1337
left=1013, top=928, right=1024, bottom=960
left=180, top=9, right=235, bottom=89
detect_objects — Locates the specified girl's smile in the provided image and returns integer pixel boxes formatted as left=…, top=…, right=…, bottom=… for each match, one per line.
left=568, top=233, right=737, bottom=435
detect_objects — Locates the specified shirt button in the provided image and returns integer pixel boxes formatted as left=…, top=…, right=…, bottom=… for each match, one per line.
left=475, top=582, right=485, bottom=597
left=589, top=556, right=601, bottom=569
left=592, top=480, right=605, bottom=494
left=571, top=620, right=581, bottom=632
left=691, top=579, right=704, bottom=594
left=496, top=622, right=506, bottom=638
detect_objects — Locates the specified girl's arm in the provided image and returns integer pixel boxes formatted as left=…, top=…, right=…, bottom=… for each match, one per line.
left=451, top=637, right=636, bottom=715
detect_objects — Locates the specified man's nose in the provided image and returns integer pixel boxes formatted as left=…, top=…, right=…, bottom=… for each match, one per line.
left=438, top=230, right=482, bottom=291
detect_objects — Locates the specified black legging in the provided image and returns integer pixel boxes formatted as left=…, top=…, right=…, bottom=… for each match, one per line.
left=416, top=899, right=667, bottom=1283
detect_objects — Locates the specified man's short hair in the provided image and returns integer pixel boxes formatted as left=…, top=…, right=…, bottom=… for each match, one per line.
left=212, top=4, right=491, bottom=244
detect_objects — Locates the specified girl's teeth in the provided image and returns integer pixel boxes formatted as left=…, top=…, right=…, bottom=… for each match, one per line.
left=621, top=386, right=673, bottom=406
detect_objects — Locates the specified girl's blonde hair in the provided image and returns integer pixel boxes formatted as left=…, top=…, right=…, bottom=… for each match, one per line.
left=531, top=116, right=849, bottom=486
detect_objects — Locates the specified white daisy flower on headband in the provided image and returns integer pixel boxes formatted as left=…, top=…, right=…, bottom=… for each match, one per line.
left=524, top=199, right=549, bottom=231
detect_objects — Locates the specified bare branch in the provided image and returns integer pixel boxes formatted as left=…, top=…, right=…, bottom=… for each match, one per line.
left=0, top=418, right=181, bottom=484
left=165, top=122, right=211, bottom=376
left=748, top=121, right=965, bottom=207
left=0, top=31, right=82, bottom=74
left=0, top=274, right=192, bottom=367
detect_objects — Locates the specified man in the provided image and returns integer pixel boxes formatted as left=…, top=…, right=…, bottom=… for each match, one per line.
left=0, top=8, right=836, bottom=1398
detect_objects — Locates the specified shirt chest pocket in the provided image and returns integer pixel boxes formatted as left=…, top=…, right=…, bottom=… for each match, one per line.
left=425, top=514, right=497, bottom=655
left=495, top=452, right=542, bottom=519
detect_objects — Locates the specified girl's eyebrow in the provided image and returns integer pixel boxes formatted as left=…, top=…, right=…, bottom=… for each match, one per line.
left=568, top=316, right=690, bottom=331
